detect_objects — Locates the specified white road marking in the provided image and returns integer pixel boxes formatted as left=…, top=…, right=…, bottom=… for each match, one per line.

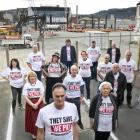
left=83, top=97, right=119, bottom=140
left=6, top=105, right=13, bottom=140
left=110, top=132, right=119, bottom=140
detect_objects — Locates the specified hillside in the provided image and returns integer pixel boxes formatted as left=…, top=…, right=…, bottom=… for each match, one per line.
left=78, top=7, right=136, bottom=19
left=93, top=7, right=136, bottom=19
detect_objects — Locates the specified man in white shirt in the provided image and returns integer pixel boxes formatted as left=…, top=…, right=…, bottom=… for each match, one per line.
left=97, top=54, right=112, bottom=84
left=119, top=50, right=137, bottom=108
left=36, top=83, right=79, bottom=140
left=63, top=65, right=84, bottom=129
left=27, top=44, right=45, bottom=81
left=87, top=41, right=101, bottom=80
left=78, top=51, right=92, bottom=104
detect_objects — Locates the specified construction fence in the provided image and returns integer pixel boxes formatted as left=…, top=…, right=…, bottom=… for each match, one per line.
left=0, top=31, right=140, bottom=74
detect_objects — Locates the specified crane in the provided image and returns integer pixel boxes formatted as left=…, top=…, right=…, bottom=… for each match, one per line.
left=63, top=0, right=68, bottom=17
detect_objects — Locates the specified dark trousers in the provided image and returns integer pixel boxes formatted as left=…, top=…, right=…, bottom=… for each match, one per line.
left=34, top=71, right=42, bottom=81
left=95, top=131, right=110, bottom=140
left=82, top=77, right=91, bottom=99
left=126, top=83, right=133, bottom=104
left=117, top=92, right=124, bottom=106
left=45, top=77, right=62, bottom=104
left=11, top=86, right=22, bottom=110
left=66, top=61, right=73, bottom=71
left=91, top=61, right=98, bottom=79
left=65, top=97, right=81, bottom=122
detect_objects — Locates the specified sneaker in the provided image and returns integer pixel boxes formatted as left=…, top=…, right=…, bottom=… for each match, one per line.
left=31, top=135, right=36, bottom=139
left=78, top=121, right=84, bottom=129
left=87, top=99, right=90, bottom=106
left=18, top=105, right=25, bottom=110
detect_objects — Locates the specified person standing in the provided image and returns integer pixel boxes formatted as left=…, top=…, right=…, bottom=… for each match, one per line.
left=60, top=39, right=77, bottom=69
left=1, top=58, right=27, bottom=114
left=89, top=82, right=117, bottom=140
left=22, top=71, right=44, bottom=139
left=107, top=42, right=121, bottom=63
left=87, top=41, right=101, bottom=80
left=97, top=54, right=112, bottom=85
left=41, top=52, right=67, bottom=104
left=36, top=83, right=79, bottom=140
left=27, top=44, right=45, bottom=81
left=119, top=50, right=137, bottom=108
left=78, top=51, right=92, bottom=104
left=63, top=65, right=84, bottom=129
left=104, top=63, right=127, bottom=106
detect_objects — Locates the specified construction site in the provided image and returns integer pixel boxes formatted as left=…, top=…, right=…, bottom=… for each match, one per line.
left=0, top=1, right=140, bottom=140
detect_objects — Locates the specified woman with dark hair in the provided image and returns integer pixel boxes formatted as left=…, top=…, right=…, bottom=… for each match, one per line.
left=1, top=58, right=27, bottom=114
left=42, top=52, right=67, bottom=104
left=89, top=82, right=118, bottom=140
left=22, top=71, right=44, bottom=139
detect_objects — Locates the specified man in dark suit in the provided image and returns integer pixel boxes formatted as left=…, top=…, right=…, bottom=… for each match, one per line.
left=60, top=39, right=77, bottom=69
left=107, top=42, right=121, bottom=63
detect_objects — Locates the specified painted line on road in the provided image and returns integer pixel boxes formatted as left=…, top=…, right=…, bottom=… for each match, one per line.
left=6, top=105, right=13, bottom=140
left=110, top=132, right=119, bottom=140
left=83, top=97, right=119, bottom=140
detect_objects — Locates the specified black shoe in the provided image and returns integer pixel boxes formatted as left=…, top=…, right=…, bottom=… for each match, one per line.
left=127, top=104, right=133, bottom=109
left=78, top=121, right=84, bottom=129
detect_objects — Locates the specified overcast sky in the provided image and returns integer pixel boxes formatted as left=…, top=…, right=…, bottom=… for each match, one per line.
left=0, top=0, right=139, bottom=14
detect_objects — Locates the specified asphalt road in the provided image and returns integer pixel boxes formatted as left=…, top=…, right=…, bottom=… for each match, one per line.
left=1, top=75, right=140, bottom=140
left=0, top=31, right=140, bottom=140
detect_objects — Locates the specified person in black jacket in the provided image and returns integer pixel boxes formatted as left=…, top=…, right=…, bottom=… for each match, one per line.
left=107, top=42, right=121, bottom=63
left=89, top=81, right=117, bottom=140
left=104, top=63, right=127, bottom=106
left=60, top=39, right=77, bottom=69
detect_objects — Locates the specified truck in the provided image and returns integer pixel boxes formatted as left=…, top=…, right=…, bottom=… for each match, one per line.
left=45, top=24, right=61, bottom=31
left=1, top=34, right=33, bottom=50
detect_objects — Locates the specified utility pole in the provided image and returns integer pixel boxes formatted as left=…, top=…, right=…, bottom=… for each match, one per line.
left=76, top=5, right=78, bottom=24
left=98, top=18, right=100, bottom=29
left=105, top=14, right=107, bottom=29
left=91, top=15, right=94, bottom=29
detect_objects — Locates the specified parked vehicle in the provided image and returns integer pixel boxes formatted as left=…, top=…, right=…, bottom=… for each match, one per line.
left=45, top=24, right=61, bottom=31
left=1, top=34, right=33, bottom=50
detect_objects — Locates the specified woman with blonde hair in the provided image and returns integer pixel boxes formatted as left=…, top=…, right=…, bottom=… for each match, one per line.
left=22, top=71, right=44, bottom=139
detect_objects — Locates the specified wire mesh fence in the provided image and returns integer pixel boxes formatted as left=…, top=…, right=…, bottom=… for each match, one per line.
left=0, top=31, right=140, bottom=75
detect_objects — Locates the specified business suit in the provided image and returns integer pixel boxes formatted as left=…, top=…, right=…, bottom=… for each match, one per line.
left=107, top=47, right=121, bottom=63
left=60, top=45, right=77, bottom=69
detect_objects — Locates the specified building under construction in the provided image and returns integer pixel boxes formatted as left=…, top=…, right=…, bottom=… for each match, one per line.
left=0, top=6, right=71, bottom=24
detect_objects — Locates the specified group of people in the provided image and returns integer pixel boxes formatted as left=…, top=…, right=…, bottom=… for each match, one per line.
left=0, top=39, right=137, bottom=140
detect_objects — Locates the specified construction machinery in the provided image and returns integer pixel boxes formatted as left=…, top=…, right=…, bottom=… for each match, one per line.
left=67, top=23, right=84, bottom=32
